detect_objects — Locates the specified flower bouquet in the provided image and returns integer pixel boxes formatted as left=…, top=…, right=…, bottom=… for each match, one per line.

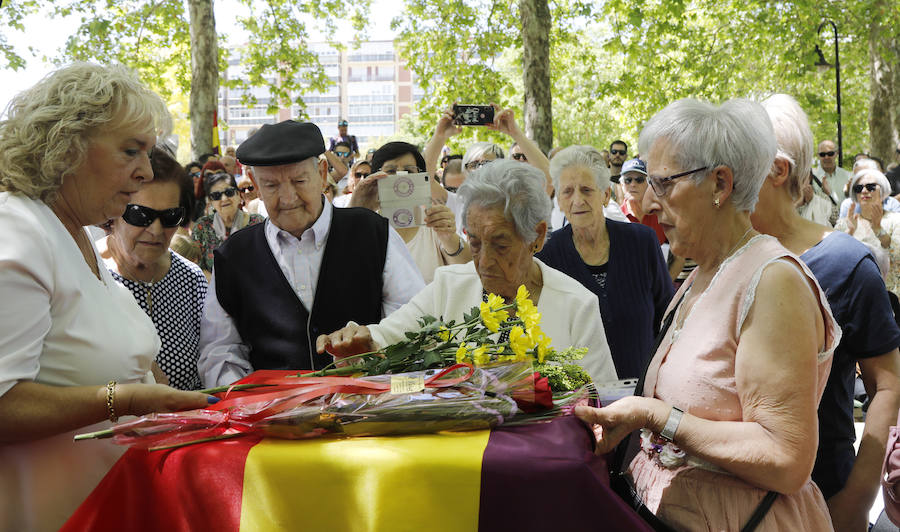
left=75, top=286, right=595, bottom=450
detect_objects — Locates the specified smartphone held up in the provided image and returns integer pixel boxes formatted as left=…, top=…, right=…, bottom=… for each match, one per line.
left=453, top=104, right=494, bottom=126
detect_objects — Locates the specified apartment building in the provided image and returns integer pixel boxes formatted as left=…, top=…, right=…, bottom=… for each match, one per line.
left=218, top=40, right=422, bottom=150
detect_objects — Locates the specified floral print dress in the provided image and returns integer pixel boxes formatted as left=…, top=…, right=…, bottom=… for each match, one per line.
left=191, top=211, right=265, bottom=272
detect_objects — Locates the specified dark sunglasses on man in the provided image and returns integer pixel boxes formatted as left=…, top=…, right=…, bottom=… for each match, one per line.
left=238, top=185, right=254, bottom=193
left=354, top=171, right=370, bottom=179
left=622, top=176, right=646, bottom=185
left=610, top=149, right=627, bottom=156
left=189, top=171, right=201, bottom=178
left=122, top=204, right=186, bottom=228
left=512, top=153, right=528, bottom=162
left=209, top=187, right=238, bottom=201
left=334, top=150, right=351, bottom=158
left=819, top=151, right=836, bottom=157
left=853, top=183, right=879, bottom=194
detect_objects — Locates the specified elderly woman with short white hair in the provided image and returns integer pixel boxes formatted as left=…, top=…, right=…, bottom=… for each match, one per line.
left=576, top=98, right=840, bottom=530
left=536, top=146, right=673, bottom=379
left=835, top=168, right=900, bottom=293
left=317, top=159, right=617, bottom=386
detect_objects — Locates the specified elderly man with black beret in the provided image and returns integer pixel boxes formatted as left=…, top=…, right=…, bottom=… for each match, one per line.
left=198, top=121, right=424, bottom=387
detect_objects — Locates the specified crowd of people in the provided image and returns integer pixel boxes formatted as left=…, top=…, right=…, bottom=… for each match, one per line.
left=3, top=61, right=900, bottom=531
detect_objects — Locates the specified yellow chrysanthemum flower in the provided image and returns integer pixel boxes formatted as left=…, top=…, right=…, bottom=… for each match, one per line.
left=515, top=285, right=531, bottom=308
left=509, top=326, right=534, bottom=361
left=438, top=326, right=451, bottom=342
left=480, top=302, right=509, bottom=333
left=473, top=345, right=490, bottom=366
left=455, top=344, right=469, bottom=363
left=485, top=293, right=505, bottom=310
left=529, top=326, right=552, bottom=363
left=518, top=304, right=541, bottom=330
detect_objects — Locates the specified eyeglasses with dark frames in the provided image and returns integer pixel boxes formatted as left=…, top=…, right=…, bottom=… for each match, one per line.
left=122, top=204, right=186, bottom=228
left=648, top=167, right=708, bottom=196
left=853, top=183, right=879, bottom=194
left=209, top=187, right=238, bottom=201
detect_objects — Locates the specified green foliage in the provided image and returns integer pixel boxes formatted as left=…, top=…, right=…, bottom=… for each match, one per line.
left=393, top=0, right=899, bottom=161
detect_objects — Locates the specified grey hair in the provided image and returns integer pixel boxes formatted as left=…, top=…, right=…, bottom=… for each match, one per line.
left=849, top=169, right=892, bottom=204
left=204, top=172, right=237, bottom=196
left=638, top=98, right=776, bottom=212
left=0, top=62, right=172, bottom=203
left=458, top=159, right=551, bottom=243
left=761, top=94, right=813, bottom=201
left=549, top=145, right=611, bottom=192
left=852, top=158, right=880, bottom=175
left=462, top=142, right=504, bottom=174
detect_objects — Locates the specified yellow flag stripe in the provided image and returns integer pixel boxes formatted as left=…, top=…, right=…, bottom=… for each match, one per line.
left=239, top=430, right=490, bottom=532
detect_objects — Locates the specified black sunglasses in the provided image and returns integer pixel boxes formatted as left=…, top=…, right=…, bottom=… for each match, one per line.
left=189, top=171, right=201, bottom=178
left=238, top=186, right=254, bottom=193
left=512, top=153, right=528, bottom=161
left=122, top=204, right=185, bottom=228
left=853, top=183, right=879, bottom=193
left=623, top=176, right=646, bottom=185
left=209, top=187, right=238, bottom=201
left=819, top=151, right=836, bottom=157
left=334, top=150, right=351, bottom=157
left=354, top=171, right=370, bottom=179
left=610, top=149, right=627, bottom=156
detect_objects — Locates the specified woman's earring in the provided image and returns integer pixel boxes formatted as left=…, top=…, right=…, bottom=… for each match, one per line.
left=714, top=198, right=720, bottom=208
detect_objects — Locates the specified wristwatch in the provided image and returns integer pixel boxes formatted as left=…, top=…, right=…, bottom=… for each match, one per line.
left=660, top=406, right=684, bottom=443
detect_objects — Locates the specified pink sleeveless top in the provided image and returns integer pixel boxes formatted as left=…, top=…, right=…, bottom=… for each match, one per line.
left=629, top=234, right=840, bottom=531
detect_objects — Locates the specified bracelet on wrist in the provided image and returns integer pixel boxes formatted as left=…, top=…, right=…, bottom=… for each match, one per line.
left=442, top=237, right=465, bottom=257
left=659, top=406, right=683, bottom=443
left=106, top=380, right=118, bottom=423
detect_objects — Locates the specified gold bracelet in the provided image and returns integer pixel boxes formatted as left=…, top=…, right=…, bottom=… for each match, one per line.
left=106, top=380, right=118, bottom=423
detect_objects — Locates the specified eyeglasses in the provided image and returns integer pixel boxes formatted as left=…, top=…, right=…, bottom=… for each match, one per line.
left=334, top=150, right=351, bottom=157
left=238, top=186, right=254, bottom=193
left=512, top=153, right=528, bottom=162
left=189, top=171, right=201, bottom=178
left=610, top=149, right=627, bottom=156
left=465, top=160, right=491, bottom=171
left=122, top=204, right=185, bottom=228
left=209, top=187, right=238, bottom=201
left=648, top=167, right=708, bottom=196
left=382, top=165, right=422, bottom=175
left=622, top=176, right=646, bottom=185
left=354, top=171, right=370, bottom=179
left=444, top=186, right=458, bottom=193
left=853, top=183, right=879, bottom=193
left=819, top=151, right=836, bottom=157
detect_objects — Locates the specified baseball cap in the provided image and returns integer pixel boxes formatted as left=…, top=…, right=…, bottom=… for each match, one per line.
left=621, top=158, right=647, bottom=176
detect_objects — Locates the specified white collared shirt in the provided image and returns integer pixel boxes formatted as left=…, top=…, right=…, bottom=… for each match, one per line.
left=198, top=197, right=424, bottom=387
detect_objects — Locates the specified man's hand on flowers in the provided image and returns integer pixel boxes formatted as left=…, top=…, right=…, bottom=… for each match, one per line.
left=316, top=323, right=376, bottom=364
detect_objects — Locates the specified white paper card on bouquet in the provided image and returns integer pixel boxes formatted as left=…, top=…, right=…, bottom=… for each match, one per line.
left=378, top=171, right=431, bottom=229
left=390, top=374, right=426, bottom=394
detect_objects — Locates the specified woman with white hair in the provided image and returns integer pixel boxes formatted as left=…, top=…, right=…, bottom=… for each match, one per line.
left=837, top=159, right=900, bottom=220
left=576, top=98, right=840, bottom=530
left=317, top=159, right=617, bottom=386
left=0, top=62, right=215, bottom=530
left=536, top=146, right=673, bottom=379
left=754, top=94, right=900, bottom=531
left=835, top=168, right=900, bottom=293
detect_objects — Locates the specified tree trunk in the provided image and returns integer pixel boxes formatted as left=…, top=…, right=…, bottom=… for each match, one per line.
left=188, top=0, right=218, bottom=160
left=867, top=2, right=897, bottom=163
left=519, top=0, right=553, bottom=154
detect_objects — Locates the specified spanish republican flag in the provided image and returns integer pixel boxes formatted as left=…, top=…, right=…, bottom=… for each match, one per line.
left=212, top=110, right=221, bottom=155
left=62, top=372, right=650, bottom=531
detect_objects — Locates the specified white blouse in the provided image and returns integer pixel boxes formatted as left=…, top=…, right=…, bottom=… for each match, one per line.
left=0, top=192, right=160, bottom=531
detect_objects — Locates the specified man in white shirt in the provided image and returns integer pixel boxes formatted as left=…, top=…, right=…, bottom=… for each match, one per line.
left=198, top=121, right=424, bottom=387
left=812, top=139, right=852, bottom=203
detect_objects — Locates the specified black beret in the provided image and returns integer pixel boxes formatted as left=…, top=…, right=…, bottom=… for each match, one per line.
left=235, top=120, right=325, bottom=166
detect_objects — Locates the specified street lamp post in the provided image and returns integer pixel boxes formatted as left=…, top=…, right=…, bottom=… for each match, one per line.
left=815, top=20, right=842, bottom=168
